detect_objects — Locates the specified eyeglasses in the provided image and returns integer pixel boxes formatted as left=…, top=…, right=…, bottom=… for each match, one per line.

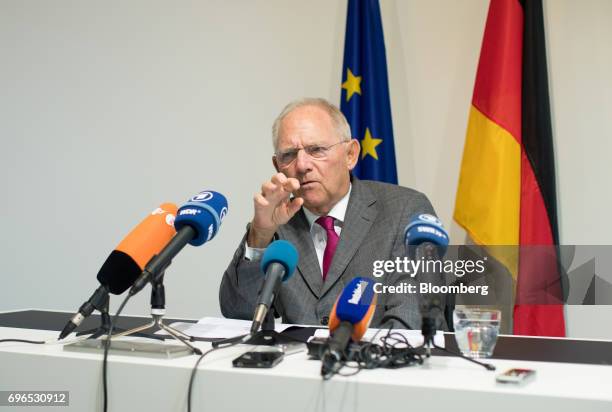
left=275, top=141, right=347, bottom=167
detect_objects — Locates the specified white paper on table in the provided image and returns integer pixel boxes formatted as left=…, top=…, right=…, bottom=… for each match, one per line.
left=157, top=316, right=314, bottom=339
left=312, top=328, right=445, bottom=348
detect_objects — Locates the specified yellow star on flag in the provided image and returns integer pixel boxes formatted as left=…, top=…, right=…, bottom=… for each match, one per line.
left=360, top=128, right=383, bottom=160
left=341, top=68, right=362, bottom=102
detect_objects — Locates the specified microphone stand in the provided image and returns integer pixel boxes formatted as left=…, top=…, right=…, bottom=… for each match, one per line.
left=244, top=310, right=301, bottom=345
left=75, top=287, right=127, bottom=339
left=212, top=310, right=301, bottom=348
left=420, top=305, right=438, bottom=358
left=110, top=273, right=202, bottom=355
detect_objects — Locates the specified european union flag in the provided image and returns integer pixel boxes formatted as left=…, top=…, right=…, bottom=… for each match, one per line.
left=340, top=0, right=397, bottom=184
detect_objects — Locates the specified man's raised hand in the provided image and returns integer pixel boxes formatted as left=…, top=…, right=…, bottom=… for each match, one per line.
left=247, top=173, right=304, bottom=248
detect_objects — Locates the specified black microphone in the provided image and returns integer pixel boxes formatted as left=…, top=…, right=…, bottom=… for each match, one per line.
left=59, top=285, right=110, bottom=340
left=250, top=240, right=298, bottom=334
left=404, top=214, right=449, bottom=349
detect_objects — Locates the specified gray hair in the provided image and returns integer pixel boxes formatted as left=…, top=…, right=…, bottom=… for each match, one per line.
left=271, top=97, right=352, bottom=151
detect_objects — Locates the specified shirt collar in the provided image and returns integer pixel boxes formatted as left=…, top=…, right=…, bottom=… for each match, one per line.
left=302, top=184, right=352, bottom=229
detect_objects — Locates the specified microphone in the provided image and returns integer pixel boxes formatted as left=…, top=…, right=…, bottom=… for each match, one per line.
left=129, top=190, right=228, bottom=296
left=250, top=240, right=298, bottom=334
left=323, top=277, right=377, bottom=376
left=404, top=213, right=449, bottom=349
left=404, top=213, right=449, bottom=260
left=59, top=204, right=178, bottom=339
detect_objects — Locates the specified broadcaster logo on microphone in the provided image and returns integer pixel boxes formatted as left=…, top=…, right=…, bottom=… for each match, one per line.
left=190, top=191, right=214, bottom=202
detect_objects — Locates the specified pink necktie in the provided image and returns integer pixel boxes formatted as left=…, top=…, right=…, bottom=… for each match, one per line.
left=316, top=216, right=339, bottom=281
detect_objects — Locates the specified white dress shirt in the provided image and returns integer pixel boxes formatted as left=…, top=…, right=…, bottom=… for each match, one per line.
left=244, top=185, right=352, bottom=276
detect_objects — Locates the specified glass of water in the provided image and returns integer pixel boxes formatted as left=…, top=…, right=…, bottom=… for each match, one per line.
left=453, top=308, right=501, bottom=358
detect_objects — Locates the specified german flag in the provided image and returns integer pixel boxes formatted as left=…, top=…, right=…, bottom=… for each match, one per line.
left=454, top=0, right=565, bottom=336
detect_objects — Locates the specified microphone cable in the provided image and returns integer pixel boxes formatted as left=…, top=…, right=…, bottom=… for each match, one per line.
left=99, top=289, right=244, bottom=412
left=0, top=305, right=123, bottom=412
left=320, top=316, right=425, bottom=380
left=380, top=314, right=495, bottom=371
left=0, top=331, right=96, bottom=346
left=0, top=338, right=46, bottom=344
left=186, top=340, right=241, bottom=412
left=102, top=292, right=131, bottom=412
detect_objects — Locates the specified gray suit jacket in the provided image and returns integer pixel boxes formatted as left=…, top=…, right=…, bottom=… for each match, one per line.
left=219, top=177, right=440, bottom=329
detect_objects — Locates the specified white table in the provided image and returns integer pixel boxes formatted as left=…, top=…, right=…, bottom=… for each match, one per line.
left=2, top=323, right=612, bottom=412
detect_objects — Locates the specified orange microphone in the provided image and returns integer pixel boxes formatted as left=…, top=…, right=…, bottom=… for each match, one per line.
left=58, top=204, right=177, bottom=339
left=323, top=277, right=377, bottom=376
left=97, top=203, right=178, bottom=294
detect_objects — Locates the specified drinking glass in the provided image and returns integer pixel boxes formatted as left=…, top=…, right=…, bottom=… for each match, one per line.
left=453, top=308, right=501, bottom=358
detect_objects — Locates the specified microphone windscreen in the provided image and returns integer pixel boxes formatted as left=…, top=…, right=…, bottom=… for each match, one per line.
left=329, top=277, right=377, bottom=341
left=404, top=213, right=449, bottom=249
left=174, top=190, right=228, bottom=246
left=260, top=240, right=298, bottom=282
left=96, top=203, right=178, bottom=294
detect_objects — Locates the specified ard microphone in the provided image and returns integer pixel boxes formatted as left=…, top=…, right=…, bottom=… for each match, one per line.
left=404, top=213, right=449, bottom=260
left=59, top=204, right=178, bottom=339
left=325, top=277, right=377, bottom=369
left=404, top=214, right=449, bottom=346
left=129, top=190, right=228, bottom=296
left=251, top=240, right=298, bottom=334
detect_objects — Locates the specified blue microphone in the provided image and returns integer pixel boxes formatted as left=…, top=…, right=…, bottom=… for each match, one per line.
left=130, top=190, right=228, bottom=295
left=260, top=240, right=298, bottom=280
left=174, top=190, right=228, bottom=246
left=321, top=277, right=377, bottom=377
left=404, top=214, right=448, bottom=349
left=251, top=240, right=298, bottom=333
left=404, top=213, right=449, bottom=260
left=328, top=277, right=377, bottom=349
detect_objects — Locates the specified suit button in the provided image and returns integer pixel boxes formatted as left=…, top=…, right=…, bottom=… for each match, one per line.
left=320, top=316, right=329, bottom=326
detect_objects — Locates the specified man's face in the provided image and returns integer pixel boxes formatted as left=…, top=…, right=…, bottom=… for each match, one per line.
left=273, top=105, right=359, bottom=215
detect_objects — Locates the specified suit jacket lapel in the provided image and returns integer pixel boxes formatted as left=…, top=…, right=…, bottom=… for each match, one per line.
left=280, top=210, right=323, bottom=299
left=321, top=178, right=378, bottom=297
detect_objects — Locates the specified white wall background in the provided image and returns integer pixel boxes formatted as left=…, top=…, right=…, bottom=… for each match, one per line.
left=1, top=0, right=610, bottom=338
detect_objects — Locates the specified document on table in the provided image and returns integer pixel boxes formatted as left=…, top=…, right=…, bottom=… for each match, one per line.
left=159, top=316, right=444, bottom=347
left=161, top=317, right=312, bottom=340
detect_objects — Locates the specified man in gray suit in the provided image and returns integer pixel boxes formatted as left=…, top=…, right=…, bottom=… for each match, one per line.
left=220, top=98, right=438, bottom=329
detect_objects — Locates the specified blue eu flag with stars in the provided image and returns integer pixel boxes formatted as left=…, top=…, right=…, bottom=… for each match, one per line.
left=340, top=0, right=397, bottom=184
